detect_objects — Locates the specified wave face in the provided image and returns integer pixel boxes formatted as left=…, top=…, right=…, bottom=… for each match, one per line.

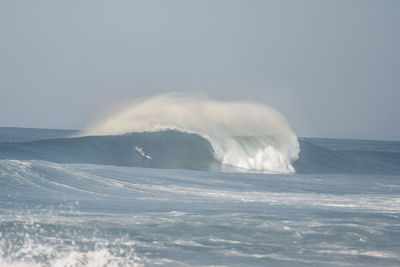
left=86, top=94, right=300, bottom=173
left=0, top=131, right=217, bottom=171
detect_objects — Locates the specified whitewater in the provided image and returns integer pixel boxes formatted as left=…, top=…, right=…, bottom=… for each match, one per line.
left=1, top=95, right=400, bottom=266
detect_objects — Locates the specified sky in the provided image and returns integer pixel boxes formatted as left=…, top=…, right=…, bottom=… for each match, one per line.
left=0, top=0, right=399, bottom=140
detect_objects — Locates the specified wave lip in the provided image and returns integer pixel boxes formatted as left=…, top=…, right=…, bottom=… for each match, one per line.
left=86, top=94, right=300, bottom=173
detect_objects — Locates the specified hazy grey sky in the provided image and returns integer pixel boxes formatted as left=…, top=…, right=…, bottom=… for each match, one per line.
left=1, top=0, right=399, bottom=140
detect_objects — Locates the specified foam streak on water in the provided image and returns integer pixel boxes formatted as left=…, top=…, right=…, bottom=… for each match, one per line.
left=1, top=158, right=400, bottom=266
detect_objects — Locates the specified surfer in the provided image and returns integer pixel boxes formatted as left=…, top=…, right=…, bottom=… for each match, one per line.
left=135, top=146, right=152, bottom=160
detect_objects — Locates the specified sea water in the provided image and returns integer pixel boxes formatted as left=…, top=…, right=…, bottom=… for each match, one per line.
left=0, top=127, right=400, bottom=266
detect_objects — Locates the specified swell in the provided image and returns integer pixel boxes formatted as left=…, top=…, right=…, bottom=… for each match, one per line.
left=294, top=139, right=400, bottom=175
left=0, top=131, right=399, bottom=174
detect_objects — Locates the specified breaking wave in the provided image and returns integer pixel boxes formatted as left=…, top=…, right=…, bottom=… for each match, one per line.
left=86, top=94, right=299, bottom=173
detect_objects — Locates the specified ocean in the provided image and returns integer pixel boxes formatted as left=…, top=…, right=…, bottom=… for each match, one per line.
left=0, top=126, right=400, bottom=266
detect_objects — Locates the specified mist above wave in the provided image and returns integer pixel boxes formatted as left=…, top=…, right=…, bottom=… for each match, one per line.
left=86, top=94, right=299, bottom=173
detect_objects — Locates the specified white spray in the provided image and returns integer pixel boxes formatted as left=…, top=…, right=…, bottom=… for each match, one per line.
left=86, top=93, right=300, bottom=173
